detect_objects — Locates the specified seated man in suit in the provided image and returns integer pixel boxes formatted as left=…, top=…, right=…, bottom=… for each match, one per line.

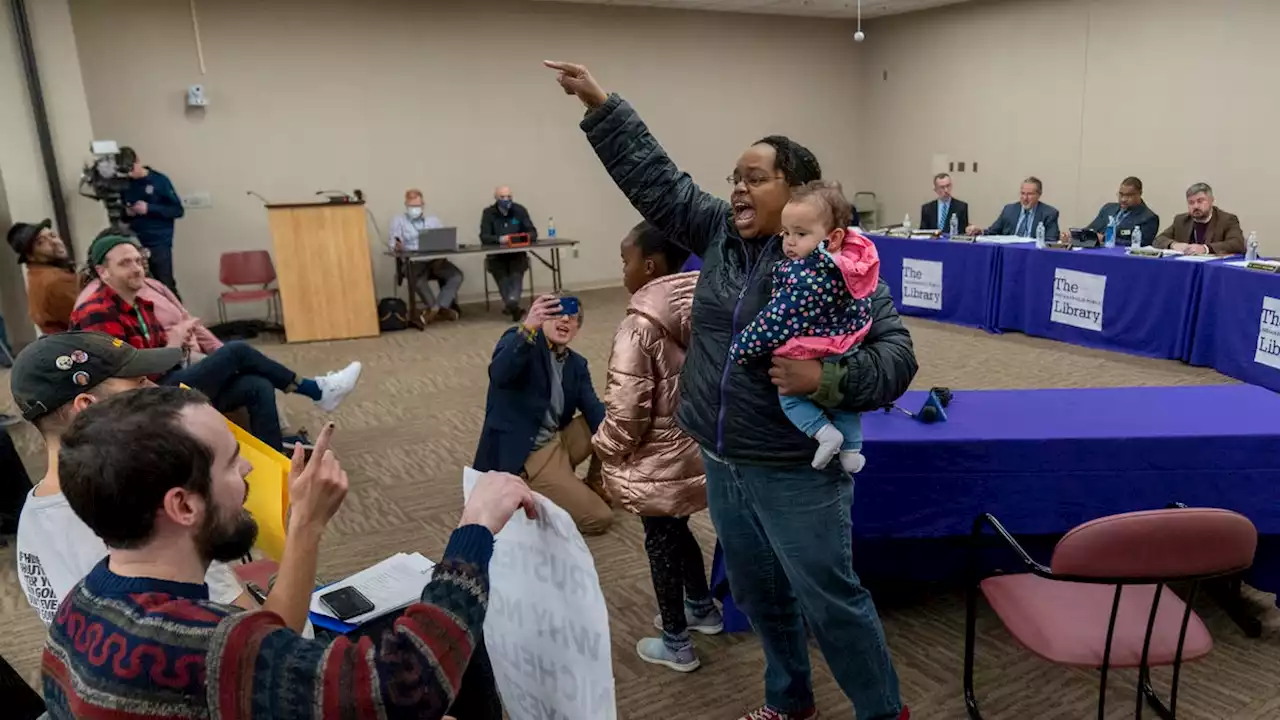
left=1063, top=176, right=1159, bottom=247
left=967, top=176, right=1060, bottom=239
left=1153, top=182, right=1245, bottom=256
left=473, top=294, right=612, bottom=535
left=920, top=173, right=969, bottom=233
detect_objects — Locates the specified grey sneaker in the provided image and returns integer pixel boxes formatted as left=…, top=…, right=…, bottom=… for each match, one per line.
left=636, top=637, right=700, bottom=672
left=653, top=604, right=724, bottom=635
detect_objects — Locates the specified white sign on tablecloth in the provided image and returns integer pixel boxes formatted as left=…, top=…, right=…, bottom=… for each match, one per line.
left=1254, top=296, right=1280, bottom=370
left=463, top=468, right=617, bottom=720
left=1050, top=268, right=1106, bottom=331
left=901, top=258, right=943, bottom=310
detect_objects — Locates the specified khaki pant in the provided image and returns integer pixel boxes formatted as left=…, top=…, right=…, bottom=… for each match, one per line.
left=524, top=416, right=613, bottom=535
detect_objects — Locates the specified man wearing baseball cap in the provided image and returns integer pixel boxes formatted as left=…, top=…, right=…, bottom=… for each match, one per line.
left=6, top=219, right=79, bottom=334
left=9, top=331, right=254, bottom=624
left=71, top=232, right=362, bottom=451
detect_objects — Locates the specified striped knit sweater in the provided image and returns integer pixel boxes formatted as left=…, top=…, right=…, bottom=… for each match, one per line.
left=42, top=524, right=494, bottom=720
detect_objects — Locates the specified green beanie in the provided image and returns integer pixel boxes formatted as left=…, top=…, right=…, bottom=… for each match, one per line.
left=88, top=234, right=142, bottom=267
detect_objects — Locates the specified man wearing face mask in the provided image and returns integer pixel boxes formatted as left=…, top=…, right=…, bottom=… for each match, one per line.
left=389, top=189, right=464, bottom=323
left=480, top=185, right=538, bottom=321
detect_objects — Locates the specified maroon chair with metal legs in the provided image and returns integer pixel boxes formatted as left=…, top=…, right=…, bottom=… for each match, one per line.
left=964, top=507, right=1257, bottom=720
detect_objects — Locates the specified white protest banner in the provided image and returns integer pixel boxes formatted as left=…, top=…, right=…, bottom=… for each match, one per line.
left=901, top=258, right=943, bottom=310
left=1254, top=296, right=1280, bottom=370
left=1050, top=268, right=1106, bottom=331
left=463, top=467, right=617, bottom=720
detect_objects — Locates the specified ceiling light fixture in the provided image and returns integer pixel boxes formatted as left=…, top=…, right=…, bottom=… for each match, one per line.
left=854, top=0, right=866, bottom=42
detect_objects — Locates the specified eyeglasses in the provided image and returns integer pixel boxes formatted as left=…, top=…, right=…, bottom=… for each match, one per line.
left=726, top=173, right=784, bottom=188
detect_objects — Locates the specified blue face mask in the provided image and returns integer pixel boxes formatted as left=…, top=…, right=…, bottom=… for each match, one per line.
left=498, top=199, right=513, bottom=212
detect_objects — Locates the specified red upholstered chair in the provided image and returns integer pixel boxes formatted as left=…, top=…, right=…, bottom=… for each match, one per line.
left=964, top=507, right=1256, bottom=720
left=218, top=251, right=281, bottom=325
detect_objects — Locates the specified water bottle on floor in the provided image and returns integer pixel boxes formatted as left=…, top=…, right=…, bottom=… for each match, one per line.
left=1246, top=231, right=1259, bottom=262
left=903, top=213, right=912, bottom=234
left=949, top=213, right=959, bottom=237
left=1104, top=215, right=1117, bottom=248
left=548, top=217, right=557, bottom=239
left=1132, top=226, right=1144, bottom=249
left=1035, top=221, right=1046, bottom=249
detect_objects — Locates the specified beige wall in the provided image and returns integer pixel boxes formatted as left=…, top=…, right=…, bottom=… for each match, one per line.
left=0, top=0, right=99, bottom=348
left=67, top=0, right=865, bottom=321
left=860, top=0, right=1279, bottom=250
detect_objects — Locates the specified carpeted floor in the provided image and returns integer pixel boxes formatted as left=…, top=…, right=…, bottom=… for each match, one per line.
left=2, top=286, right=1278, bottom=719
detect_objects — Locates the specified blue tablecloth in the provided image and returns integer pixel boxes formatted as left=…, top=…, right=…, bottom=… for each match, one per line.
left=1189, top=262, right=1280, bottom=391
left=711, top=385, right=1280, bottom=631
left=868, top=234, right=1002, bottom=332
left=997, top=246, right=1204, bottom=359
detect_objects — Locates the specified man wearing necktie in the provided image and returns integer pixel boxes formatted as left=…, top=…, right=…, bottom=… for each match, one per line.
left=1063, top=176, right=1160, bottom=247
left=967, top=176, right=1060, bottom=239
left=919, top=173, right=969, bottom=232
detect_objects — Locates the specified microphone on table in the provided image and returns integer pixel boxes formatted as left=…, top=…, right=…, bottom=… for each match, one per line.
left=883, top=387, right=953, bottom=423
left=246, top=190, right=270, bottom=206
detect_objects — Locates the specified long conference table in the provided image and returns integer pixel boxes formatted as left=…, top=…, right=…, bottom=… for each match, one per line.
left=711, top=385, right=1280, bottom=633
left=874, top=233, right=1279, bottom=385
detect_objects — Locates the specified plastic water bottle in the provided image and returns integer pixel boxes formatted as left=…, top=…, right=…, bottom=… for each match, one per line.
left=547, top=217, right=557, bottom=239
left=902, top=213, right=912, bottom=234
left=1131, top=226, right=1144, bottom=249
left=1246, top=231, right=1259, bottom=262
left=1104, top=215, right=1117, bottom=248
left=949, top=213, right=959, bottom=237
left=1035, top=221, right=1046, bottom=248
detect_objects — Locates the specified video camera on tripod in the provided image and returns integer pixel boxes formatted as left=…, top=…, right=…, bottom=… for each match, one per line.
left=78, top=140, right=135, bottom=233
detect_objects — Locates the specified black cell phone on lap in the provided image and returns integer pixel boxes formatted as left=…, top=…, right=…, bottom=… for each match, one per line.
left=319, top=587, right=375, bottom=620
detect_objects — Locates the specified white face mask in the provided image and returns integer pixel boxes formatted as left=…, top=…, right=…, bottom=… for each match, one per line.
left=407, top=206, right=423, bottom=219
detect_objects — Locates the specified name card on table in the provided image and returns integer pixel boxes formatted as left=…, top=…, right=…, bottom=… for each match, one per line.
left=1050, top=268, right=1106, bottom=332
left=463, top=467, right=617, bottom=720
left=1255, top=296, right=1280, bottom=370
left=901, top=258, right=943, bottom=310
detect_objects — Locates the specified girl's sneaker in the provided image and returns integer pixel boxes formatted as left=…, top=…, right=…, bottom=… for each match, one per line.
left=636, top=637, right=699, bottom=672
left=738, top=706, right=819, bottom=720
left=652, top=604, right=724, bottom=635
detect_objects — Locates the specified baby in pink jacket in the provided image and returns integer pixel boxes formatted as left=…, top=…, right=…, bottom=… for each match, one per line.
left=729, top=181, right=879, bottom=473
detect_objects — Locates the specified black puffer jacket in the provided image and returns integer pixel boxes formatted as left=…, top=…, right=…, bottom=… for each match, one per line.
left=581, top=95, right=917, bottom=465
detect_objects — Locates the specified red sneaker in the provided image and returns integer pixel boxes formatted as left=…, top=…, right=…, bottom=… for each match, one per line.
left=738, top=707, right=819, bottom=720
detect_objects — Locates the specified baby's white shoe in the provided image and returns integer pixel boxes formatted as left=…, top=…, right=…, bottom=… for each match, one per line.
left=839, top=450, right=866, bottom=474
left=812, top=424, right=844, bottom=469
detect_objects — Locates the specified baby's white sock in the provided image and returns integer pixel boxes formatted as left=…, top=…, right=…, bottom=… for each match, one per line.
left=812, top=424, right=844, bottom=469
left=840, top=450, right=866, bottom=475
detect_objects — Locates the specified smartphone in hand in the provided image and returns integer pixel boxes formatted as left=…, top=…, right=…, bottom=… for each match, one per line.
left=558, top=296, right=580, bottom=316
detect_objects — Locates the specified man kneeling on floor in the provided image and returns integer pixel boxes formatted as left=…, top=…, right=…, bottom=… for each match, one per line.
left=474, top=293, right=614, bottom=535
left=70, top=232, right=361, bottom=450
left=41, top=384, right=536, bottom=720
left=10, top=332, right=253, bottom=623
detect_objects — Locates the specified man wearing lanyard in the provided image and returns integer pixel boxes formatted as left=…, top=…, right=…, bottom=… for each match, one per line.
left=1065, top=176, right=1160, bottom=247
left=70, top=234, right=363, bottom=451
left=967, top=177, right=1060, bottom=239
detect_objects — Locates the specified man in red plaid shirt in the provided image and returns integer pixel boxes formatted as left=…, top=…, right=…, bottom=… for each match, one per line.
left=71, top=233, right=364, bottom=451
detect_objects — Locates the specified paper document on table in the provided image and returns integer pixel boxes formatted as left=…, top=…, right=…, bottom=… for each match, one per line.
left=978, top=235, right=1033, bottom=245
left=309, top=552, right=435, bottom=626
left=1175, top=253, right=1229, bottom=262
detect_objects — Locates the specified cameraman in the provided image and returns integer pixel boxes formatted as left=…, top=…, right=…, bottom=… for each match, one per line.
left=121, top=147, right=185, bottom=297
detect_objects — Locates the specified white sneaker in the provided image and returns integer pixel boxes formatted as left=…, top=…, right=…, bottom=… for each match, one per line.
left=315, top=361, right=362, bottom=412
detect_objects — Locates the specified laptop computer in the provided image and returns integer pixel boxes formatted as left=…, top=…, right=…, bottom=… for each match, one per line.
left=417, top=227, right=457, bottom=252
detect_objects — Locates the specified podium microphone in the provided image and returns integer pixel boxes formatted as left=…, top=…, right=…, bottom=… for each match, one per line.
left=246, top=190, right=269, bottom=206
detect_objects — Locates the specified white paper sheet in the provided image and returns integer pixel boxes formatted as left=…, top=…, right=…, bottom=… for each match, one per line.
left=977, top=235, right=1035, bottom=245
left=309, top=552, right=435, bottom=625
left=1175, top=253, right=1229, bottom=262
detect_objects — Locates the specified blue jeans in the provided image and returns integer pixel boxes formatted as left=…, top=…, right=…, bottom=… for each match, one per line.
left=161, top=341, right=299, bottom=451
left=703, top=450, right=901, bottom=718
left=143, top=242, right=179, bottom=299
left=778, top=394, right=863, bottom=451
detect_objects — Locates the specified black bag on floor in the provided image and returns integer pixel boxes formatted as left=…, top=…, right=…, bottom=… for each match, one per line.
left=378, top=297, right=409, bottom=332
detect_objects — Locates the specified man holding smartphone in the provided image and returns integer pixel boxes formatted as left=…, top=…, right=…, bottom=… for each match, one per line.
left=473, top=293, right=613, bottom=535
left=40, top=385, right=536, bottom=720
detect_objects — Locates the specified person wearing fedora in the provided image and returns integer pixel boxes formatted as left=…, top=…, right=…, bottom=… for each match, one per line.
left=7, top=331, right=255, bottom=624
left=70, top=233, right=363, bottom=451
left=6, top=220, right=79, bottom=335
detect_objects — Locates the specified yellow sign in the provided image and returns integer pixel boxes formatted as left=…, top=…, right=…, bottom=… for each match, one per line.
left=227, top=420, right=292, bottom=561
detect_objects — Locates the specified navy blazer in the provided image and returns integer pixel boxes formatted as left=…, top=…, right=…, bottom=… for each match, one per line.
left=472, top=327, right=605, bottom=474
left=920, top=198, right=969, bottom=232
left=986, top=202, right=1060, bottom=239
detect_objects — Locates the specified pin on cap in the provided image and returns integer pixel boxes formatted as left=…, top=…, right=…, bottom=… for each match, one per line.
left=55, top=355, right=73, bottom=371
left=71, top=350, right=89, bottom=364
left=72, top=371, right=91, bottom=386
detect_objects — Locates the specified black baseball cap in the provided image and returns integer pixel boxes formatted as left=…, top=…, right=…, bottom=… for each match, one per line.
left=9, top=332, right=182, bottom=422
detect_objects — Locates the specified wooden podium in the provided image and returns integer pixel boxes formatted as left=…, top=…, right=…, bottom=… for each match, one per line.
left=265, top=201, right=379, bottom=343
